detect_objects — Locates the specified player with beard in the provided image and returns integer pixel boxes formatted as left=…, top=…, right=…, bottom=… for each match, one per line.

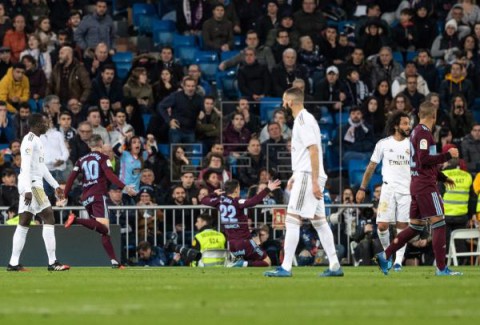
left=356, top=111, right=411, bottom=271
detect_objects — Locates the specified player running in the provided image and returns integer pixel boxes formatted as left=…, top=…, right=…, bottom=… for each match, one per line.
left=356, top=112, right=411, bottom=271
left=63, top=135, right=137, bottom=268
left=376, top=101, right=462, bottom=276
left=7, top=113, right=70, bottom=271
left=201, top=179, right=281, bottom=267
left=264, top=87, right=343, bottom=277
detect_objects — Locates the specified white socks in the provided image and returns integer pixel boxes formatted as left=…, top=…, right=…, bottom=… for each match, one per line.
left=281, top=216, right=301, bottom=272
left=9, top=225, right=29, bottom=266
left=394, top=228, right=406, bottom=266
left=378, top=228, right=390, bottom=250
left=312, top=219, right=340, bottom=271
left=42, top=225, right=57, bottom=265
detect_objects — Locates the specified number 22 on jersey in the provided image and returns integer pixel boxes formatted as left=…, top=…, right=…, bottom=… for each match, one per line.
left=220, top=204, right=238, bottom=223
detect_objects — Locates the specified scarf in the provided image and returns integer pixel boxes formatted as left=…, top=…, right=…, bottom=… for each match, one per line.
left=344, top=117, right=369, bottom=143
left=183, top=0, right=203, bottom=27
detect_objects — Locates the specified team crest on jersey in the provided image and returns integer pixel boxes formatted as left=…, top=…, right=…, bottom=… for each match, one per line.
left=419, top=139, right=428, bottom=150
left=25, top=148, right=31, bottom=154
left=405, top=148, right=410, bottom=155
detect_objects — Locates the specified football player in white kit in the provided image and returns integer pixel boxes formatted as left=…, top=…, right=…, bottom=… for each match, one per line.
left=7, top=113, right=70, bottom=272
left=356, top=111, right=411, bottom=271
left=264, top=87, right=343, bottom=277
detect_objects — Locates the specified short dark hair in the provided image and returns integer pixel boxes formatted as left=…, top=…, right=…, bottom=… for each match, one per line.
left=87, top=106, right=100, bottom=116
left=114, top=109, right=126, bottom=116
left=284, top=87, right=304, bottom=103
left=101, top=64, right=116, bottom=73
left=224, top=180, right=240, bottom=195
left=137, top=241, right=151, bottom=252
left=204, top=95, right=215, bottom=102
left=59, top=110, right=72, bottom=118
left=28, top=113, right=45, bottom=128
left=13, top=62, right=26, bottom=70
left=385, top=111, right=410, bottom=136
left=1, top=168, right=16, bottom=178
left=19, top=102, right=30, bottom=110
left=197, top=213, right=213, bottom=226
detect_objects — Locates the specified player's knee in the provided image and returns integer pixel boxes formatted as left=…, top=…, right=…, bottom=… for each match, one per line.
left=377, top=223, right=389, bottom=232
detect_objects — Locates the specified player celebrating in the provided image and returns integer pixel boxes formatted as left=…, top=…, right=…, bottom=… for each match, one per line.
left=376, top=101, right=462, bottom=276
left=7, top=113, right=70, bottom=271
left=356, top=111, right=411, bottom=271
left=264, top=87, right=343, bottom=277
left=63, top=135, right=137, bottom=268
left=201, top=179, right=281, bottom=267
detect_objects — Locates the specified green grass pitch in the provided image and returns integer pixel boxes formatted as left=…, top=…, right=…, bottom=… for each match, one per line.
left=0, top=266, right=479, bottom=324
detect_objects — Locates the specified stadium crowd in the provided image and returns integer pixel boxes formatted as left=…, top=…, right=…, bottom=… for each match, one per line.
left=0, top=0, right=479, bottom=266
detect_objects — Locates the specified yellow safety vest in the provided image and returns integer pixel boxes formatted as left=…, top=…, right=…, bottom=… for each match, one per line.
left=442, top=168, right=472, bottom=216
left=192, top=229, right=226, bottom=267
left=473, top=173, right=480, bottom=214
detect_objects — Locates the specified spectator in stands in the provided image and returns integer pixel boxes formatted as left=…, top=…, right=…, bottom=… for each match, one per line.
left=2, top=14, right=26, bottom=63
left=0, top=4, right=12, bottom=45
left=355, top=3, right=390, bottom=40
left=449, top=94, right=474, bottom=144
left=223, top=112, right=251, bottom=155
left=414, top=3, right=438, bottom=50
left=439, top=61, right=474, bottom=110
left=123, top=97, right=145, bottom=137
left=19, top=34, right=51, bottom=80
left=102, top=143, right=119, bottom=176
left=66, top=9, right=82, bottom=43
left=0, top=168, right=18, bottom=207
left=177, top=171, right=199, bottom=205
left=261, top=121, right=287, bottom=174
left=165, top=185, right=191, bottom=234
left=50, top=29, right=71, bottom=67
left=139, top=168, right=166, bottom=206
left=387, top=93, right=414, bottom=119
left=21, top=55, right=46, bottom=105
left=313, top=65, right=345, bottom=125
left=266, top=14, right=299, bottom=49
left=13, top=102, right=29, bottom=139
left=0, top=46, right=12, bottom=80
left=357, top=19, right=390, bottom=58
left=317, top=25, right=344, bottom=66
left=461, top=123, right=480, bottom=173
left=86, top=107, right=109, bottom=145
left=89, top=64, right=123, bottom=109
left=83, top=42, right=112, bottom=79
left=171, top=145, right=190, bottom=181
left=247, top=168, right=283, bottom=203
left=340, top=48, right=373, bottom=90
left=157, top=77, right=203, bottom=144
left=0, top=63, right=29, bottom=113
left=270, top=29, right=291, bottom=64
left=68, top=121, right=92, bottom=163
left=123, top=67, right=154, bottom=112
left=43, top=94, right=61, bottom=127
left=400, top=75, right=425, bottom=112
left=334, top=106, right=375, bottom=165
left=362, top=96, right=385, bottom=141
left=201, top=169, right=222, bottom=193
left=297, top=35, right=326, bottom=83
left=202, top=3, right=234, bottom=52
left=176, top=0, right=210, bottom=36
left=238, top=138, right=266, bottom=189
left=256, top=0, right=279, bottom=45
left=369, top=47, right=403, bottom=88
left=415, top=49, right=438, bottom=93
left=49, top=46, right=91, bottom=105
left=372, top=78, right=392, bottom=114
left=187, top=64, right=211, bottom=96
left=197, top=152, right=231, bottom=186
left=431, top=19, right=461, bottom=65
left=35, top=16, right=56, bottom=53
left=65, top=97, right=83, bottom=129
left=237, top=48, right=271, bottom=101
left=74, top=0, right=114, bottom=51
left=136, top=187, right=163, bottom=244
left=233, top=0, right=262, bottom=33
left=152, top=68, right=178, bottom=104
left=342, top=67, right=370, bottom=108
left=224, top=98, right=261, bottom=136
left=392, top=8, right=417, bottom=54
left=196, top=95, right=221, bottom=152
left=219, top=30, right=276, bottom=72
left=208, top=0, right=240, bottom=34
left=0, top=100, right=14, bottom=144
left=109, top=109, right=133, bottom=146
left=293, top=0, right=325, bottom=39
left=57, top=110, right=76, bottom=143
left=48, top=0, right=82, bottom=32
left=157, top=46, right=183, bottom=85
left=259, top=109, right=291, bottom=143
left=271, top=48, right=309, bottom=97
left=391, top=60, right=429, bottom=97
left=98, top=97, right=112, bottom=128
left=446, top=3, right=473, bottom=37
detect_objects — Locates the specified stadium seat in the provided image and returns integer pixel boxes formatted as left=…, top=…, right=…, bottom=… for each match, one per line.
left=392, top=51, right=404, bottom=66
left=447, top=229, right=480, bottom=266
left=173, top=34, right=197, bottom=48
left=137, top=15, right=154, bottom=34
left=368, top=173, right=383, bottom=193
left=158, top=144, right=170, bottom=157
left=142, top=114, right=151, bottom=129
left=348, top=159, right=369, bottom=186
left=338, top=20, right=355, bottom=33
left=132, top=3, right=157, bottom=28
left=176, top=46, right=198, bottom=65
left=112, top=51, right=133, bottom=63
left=216, top=69, right=239, bottom=100
left=349, top=170, right=365, bottom=188
left=234, top=35, right=246, bottom=50
left=195, top=51, right=219, bottom=81
left=0, top=143, right=9, bottom=150
left=152, top=19, right=176, bottom=47
left=473, top=110, right=480, bottom=123
left=334, top=111, right=349, bottom=125
left=220, top=50, right=241, bottom=62
left=324, top=144, right=342, bottom=173
left=406, top=51, right=418, bottom=62
left=259, top=97, right=282, bottom=124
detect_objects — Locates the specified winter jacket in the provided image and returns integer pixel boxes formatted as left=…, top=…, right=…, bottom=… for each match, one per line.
left=157, top=91, right=203, bottom=131
left=222, top=45, right=276, bottom=72
left=0, top=67, right=30, bottom=113
left=48, top=59, right=91, bottom=104
left=74, top=12, right=114, bottom=50
left=461, top=134, right=480, bottom=173
left=122, top=79, right=154, bottom=108
left=439, top=73, right=475, bottom=110
left=201, top=18, right=234, bottom=51
left=237, top=61, right=271, bottom=99
left=25, top=67, right=47, bottom=98
left=369, top=55, right=403, bottom=89
left=196, top=109, right=221, bottom=140
left=2, top=30, right=26, bottom=63
left=222, top=123, right=251, bottom=155
left=89, top=77, right=124, bottom=106
left=20, top=49, right=52, bottom=80
left=271, top=63, right=309, bottom=97
left=391, top=72, right=430, bottom=97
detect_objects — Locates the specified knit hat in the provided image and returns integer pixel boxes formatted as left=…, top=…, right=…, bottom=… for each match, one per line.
left=445, top=19, right=458, bottom=31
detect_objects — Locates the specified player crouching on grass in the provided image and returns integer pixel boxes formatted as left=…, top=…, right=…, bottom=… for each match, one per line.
left=201, top=179, right=282, bottom=267
left=63, top=135, right=137, bottom=269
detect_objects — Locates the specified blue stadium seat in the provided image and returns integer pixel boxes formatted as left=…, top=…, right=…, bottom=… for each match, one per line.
left=142, top=114, right=151, bottom=129
left=334, top=111, right=349, bottom=125
left=406, top=51, right=418, bottom=62
left=112, top=51, right=133, bottom=63
left=132, top=3, right=157, bottom=27
left=474, top=110, right=480, bottom=123
left=152, top=19, right=176, bottom=47
left=338, top=20, right=355, bottom=33
left=216, top=69, right=239, bottom=99
left=392, top=51, right=404, bottom=66
left=158, top=144, right=170, bottom=157
left=152, top=19, right=175, bottom=32
left=173, top=34, right=197, bottom=48
left=324, top=144, right=342, bottom=173
left=220, top=50, right=241, bottom=62
left=368, top=173, right=383, bottom=193
left=259, top=97, right=282, bottom=124
left=348, top=159, right=369, bottom=187
left=234, top=35, right=245, bottom=50
left=176, top=46, right=198, bottom=65
left=0, top=143, right=9, bottom=150
left=195, top=51, right=219, bottom=81
left=137, top=15, right=154, bottom=34
left=349, top=170, right=365, bottom=188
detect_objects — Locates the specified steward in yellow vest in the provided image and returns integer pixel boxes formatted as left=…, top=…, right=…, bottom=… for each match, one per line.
left=192, top=213, right=226, bottom=267
left=472, top=172, right=480, bottom=222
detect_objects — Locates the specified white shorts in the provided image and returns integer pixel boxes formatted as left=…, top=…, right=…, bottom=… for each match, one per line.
left=287, top=172, right=325, bottom=219
left=376, top=185, right=410, bottom=224
left=18, top=187, right=51, bottom=215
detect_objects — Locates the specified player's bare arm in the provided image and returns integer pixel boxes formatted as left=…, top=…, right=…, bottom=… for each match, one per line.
left=307, top=144, right=322, bottom=199
left=356, top=161, right=378, bottom=203
left=55, top=187, right=65, bottom=200
left=24, top=192, right=32, bottom=205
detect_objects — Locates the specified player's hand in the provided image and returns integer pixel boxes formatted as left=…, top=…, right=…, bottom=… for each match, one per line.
left=54, top=159, right=64, bottom=167
left=445, top=178, right=456, bottom=190
left=24, top=192, right=32, bottom=205
left=267, top=179, right=282, bottom=191
left=55, top=187, right=65, bottom=200
left=125, top=185, right=138, bottom=197
left=286, top=177, right=294, bottom=191
left=312, top=182, right=323, bottom=200
left=356, top=190, right=365, bottom=203
left=214, top=189, right=225, bottom=196
left=448, top=148, right=459, bottom=158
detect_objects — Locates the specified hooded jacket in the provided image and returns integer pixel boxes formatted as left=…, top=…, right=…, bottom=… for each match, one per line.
left=461, top=133, right=480, bottom=173
left=48, top=58, right=91, bottom=104
left=439, top=73, right=474, bottom=110
left=0, top=67, right=30, bottom=113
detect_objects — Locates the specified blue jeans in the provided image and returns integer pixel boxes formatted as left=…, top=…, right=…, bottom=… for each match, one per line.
left=169, top=129, right=196, bottom=144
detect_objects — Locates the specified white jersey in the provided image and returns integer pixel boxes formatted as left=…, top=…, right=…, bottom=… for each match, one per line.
left=370, top=136, right=411, bottom=194
left=291, top=109, right=328, bottom=186
left=18, top=132, right=59, bottom=194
